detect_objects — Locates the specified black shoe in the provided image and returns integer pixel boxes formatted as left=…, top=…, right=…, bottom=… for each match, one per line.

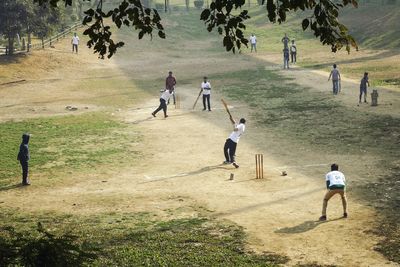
left=208, top=109, right=211, bottom=111
left=151, top=112, right=156, bottom=117
left=164, top=115, right=168, bottom=118
left=232, top=162, right=239, bottom=168
left=319, top=215, right=327, bottom=221
left=343, top=212, right=348, bottom=218
left=202, top=108, right=206, bottom=111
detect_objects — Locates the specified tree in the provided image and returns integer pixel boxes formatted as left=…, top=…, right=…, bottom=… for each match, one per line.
left=0, top=0, right=29, bottom=55
left=33, top=0, right=359, bottom=58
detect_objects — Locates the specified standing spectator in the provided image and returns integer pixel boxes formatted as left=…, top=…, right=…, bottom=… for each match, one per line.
left=152, top=89, right=172, bottom=118
left=249, top=33, right=257, bottom=53
left=290, top=40, right=297, bottom=64
left=281, top=33, right=290, bottom=49
left=283, top=48, right=290, bottom=69
left=223, top=116, right=246, bottom=168
left=165, top=71, right=177, bottom=105
left=319, top=163, right=348, bottom=221
left=328, top=64, right=341, bottom=95
left=71, top=33, right=79, bottom=54
left=359, top=72, right=370, bottom=104
left=17, top=133, right=31, bottom=185
left=201, top=76, right=212, bottom=111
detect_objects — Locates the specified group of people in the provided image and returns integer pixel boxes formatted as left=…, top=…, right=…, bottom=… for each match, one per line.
left=282, top=33, right=297, bottom=69
left=152, top=71, right=246, bottom=170
left=328, top=64, right=370, bottom=103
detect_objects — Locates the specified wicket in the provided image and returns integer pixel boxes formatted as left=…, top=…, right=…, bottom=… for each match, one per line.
left=255, top=154, right=264, bottom=179
left=175, top=94, right=181, bottom=109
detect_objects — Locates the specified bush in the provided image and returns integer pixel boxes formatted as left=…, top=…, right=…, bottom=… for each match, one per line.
left=194, top=0, right=204, bottom=9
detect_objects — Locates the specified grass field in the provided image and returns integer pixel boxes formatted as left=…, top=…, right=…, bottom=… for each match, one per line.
left=1, top=4, right=399, bottom=266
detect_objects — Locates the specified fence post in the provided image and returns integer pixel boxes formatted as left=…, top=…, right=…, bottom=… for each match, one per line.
left=50, top=37, right=52, bottom=46
left=41, top=37, right=44, bottom=49
left=5, top=46, right=8, bottom=55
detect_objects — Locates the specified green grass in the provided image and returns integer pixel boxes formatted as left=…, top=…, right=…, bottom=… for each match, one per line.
left=0, top=209, right=289, bottom=267
left=0, top=112, right=140, bottom=187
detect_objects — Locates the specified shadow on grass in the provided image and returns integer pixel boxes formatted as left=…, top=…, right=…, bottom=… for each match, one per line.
left=0, top=183, right=24, bottom=192
left=0, top=222, right=98, bottom=267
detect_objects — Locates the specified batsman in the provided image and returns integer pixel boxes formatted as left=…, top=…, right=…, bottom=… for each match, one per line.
left=222, top=99, right=246, bottom=168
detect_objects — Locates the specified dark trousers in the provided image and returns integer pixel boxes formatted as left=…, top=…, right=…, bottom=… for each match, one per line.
left=20, top=160, right=29, bottom=184
left=291, top=52, right=296, bottom=63
left=224, top=138, right=237, bottom=163
left=72, top=44, right=78, bottom=53
left=153, top=98, right=167, bottom=117
left=203, top=94, right=211, bottom=110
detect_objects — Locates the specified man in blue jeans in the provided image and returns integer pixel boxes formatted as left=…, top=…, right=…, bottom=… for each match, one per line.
left=328, top=64, right=341, bottom=95
left=152, top=89, right=172, bottom=118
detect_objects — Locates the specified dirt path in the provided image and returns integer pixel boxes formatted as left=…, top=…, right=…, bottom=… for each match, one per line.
left=112, top=85, right=395, bottom=266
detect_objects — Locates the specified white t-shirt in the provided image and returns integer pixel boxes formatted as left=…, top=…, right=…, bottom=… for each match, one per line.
left=229, top=123, right=245, bottom=143
left=161, top=90, right=172, bottom=101
left=250, top=35, right=257, bottom=44
left=325, top=170, right=346, bottom=187
left=72, top=36, right=80, bottom=45
left=201, top=81, right=211, bottom=95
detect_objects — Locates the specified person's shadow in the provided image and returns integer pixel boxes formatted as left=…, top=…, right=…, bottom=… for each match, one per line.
left=275, top=217, right=344, bottom=234
left=0, top=183, right=24, bottom=192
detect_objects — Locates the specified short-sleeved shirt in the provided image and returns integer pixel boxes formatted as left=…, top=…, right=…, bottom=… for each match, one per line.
left=72, top=36, right=79, bottom=45
left=166, top=76, right=176, bottom=91
left=229, top=123, right=245, bottom=143
left=250, top=36, right=257, bottom=44
left=325, top=170, right=346, bottom=188
left=330, top=69, right=340, bottom=81
left=161, top=90, right=172, bottom=101
left=360, top=76, right=369, bottom=90
left=290, top=44, right=297, bottom=53
left=201, top=81, right=211, bottom=95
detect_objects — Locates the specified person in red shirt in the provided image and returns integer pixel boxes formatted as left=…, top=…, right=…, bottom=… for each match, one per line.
left=165, top=71, right=177, bottom=105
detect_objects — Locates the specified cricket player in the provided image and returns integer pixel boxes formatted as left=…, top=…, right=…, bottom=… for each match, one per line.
left=152, top=89, right=172, bottom=118
left=223, top=116, right=246, bottom=168
left=319, top=163, right=348, bottom=221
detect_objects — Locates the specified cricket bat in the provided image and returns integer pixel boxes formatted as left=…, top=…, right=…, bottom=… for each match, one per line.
left=221, top=98, right=233, bottom=117
left=192, top=89, right=203, bottom=109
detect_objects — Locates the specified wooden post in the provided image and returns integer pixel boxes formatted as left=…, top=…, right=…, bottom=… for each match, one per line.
left=41, top=37, right=44, bottom=49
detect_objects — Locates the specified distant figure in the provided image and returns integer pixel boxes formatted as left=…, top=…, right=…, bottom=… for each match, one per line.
left=201, top=76, right=212, bottom=111
left=249, top=33, right=257, bottom=52
left=71, top=33, right=79, bottom=54
left=319, top=163, right=348, bottom=221
left=290, top=40, right=297, bottom=63
left=283, top=48, right=290, bottom=69
left=17, top=133, right=31, bottom=185
left=328, top=64, right=341, bottom=95
left=281, top=33, right=290, bottom=49
left=152, top=89, right=172, bottom=118
left=223, top=117, right=246, bottom=169
left=359, top=72, right=370, bottom=104
left=165, top=71, right=177, bottom=105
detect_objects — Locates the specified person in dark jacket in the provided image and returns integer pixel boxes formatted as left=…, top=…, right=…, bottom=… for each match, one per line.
left=17, top=133, right=30, bottom=185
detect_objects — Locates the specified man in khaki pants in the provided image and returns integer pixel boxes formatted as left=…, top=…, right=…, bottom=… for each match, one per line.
left=319, top=163, right=348, bottom=221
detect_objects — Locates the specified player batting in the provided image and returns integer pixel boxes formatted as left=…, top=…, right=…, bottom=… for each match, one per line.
left=221, top=99, right=246, bottom=168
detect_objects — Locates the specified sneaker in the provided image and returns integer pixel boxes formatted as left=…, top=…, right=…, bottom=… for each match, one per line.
left=319, top=215, right=327, bottom=221
left=343, top=212, right=348, bottom=218
left=164, top=115, right=169, bottom=118
left=151, top=113, right=156, bottom=117
left=223, top=161, right=230, bottom=164
left=232, top=162, right=239, bottom=168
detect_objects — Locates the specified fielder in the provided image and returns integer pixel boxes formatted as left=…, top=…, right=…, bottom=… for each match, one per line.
left=319, top=163, right=348, bottom=221
left=223, top=116, right=246, bottom=168
left=201, top=77, right=212, bottom=111
left=359, top=72, right=370, bottom=104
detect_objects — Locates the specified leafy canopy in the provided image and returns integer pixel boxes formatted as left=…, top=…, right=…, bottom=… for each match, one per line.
left=34, top=0, right=359, bottom=58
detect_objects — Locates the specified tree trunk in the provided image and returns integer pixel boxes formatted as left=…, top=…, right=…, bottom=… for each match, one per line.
left=8, top=35, right=15, bottom=55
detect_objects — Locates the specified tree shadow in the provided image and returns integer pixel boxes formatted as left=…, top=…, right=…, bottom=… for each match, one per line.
left=275, top=217, right=344, bottom=234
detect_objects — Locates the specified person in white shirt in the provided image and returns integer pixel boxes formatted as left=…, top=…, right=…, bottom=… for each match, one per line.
left=223, top=116, right=246, bottom=168
left=319, top=163, right=348, bottom=221
left=201, top=76, right=212, bottom=111
left=290, top=39, right=297, bottom=63
left=249, top=34, right=257, bottom=53
left=71, top=33, right=80, bottom=54
left=152, top=89, right=172, bottom=118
